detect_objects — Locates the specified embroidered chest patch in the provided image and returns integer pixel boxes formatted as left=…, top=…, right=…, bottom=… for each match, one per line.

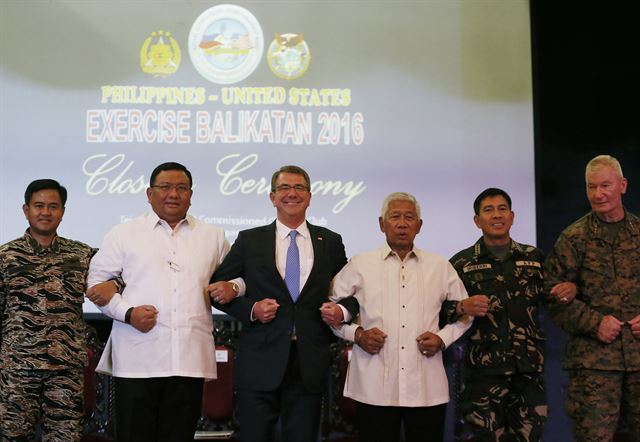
left=463, top=263, right=492, bottom=273
left=515, top=260, right=541, bottom=268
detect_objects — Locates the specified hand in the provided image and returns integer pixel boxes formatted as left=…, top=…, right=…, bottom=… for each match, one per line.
left=130, top=305, right=158, bottom=333
left=550, top=282, right=577, bottom=304
left=356, top=327, right=387, bottom=355
left=86, top=280, right=119, bottom=307
left=459, top=295, right=490, bottom=317
left=597, top=315, right=624, bottom=344
left=416, top=331, right=444, bottom=358
left=320, top=302, right=344, bottom=327
left=253, top=299, right=280, bottom=324
left=207, top=281, right=237, bottom=305
left=628, top=315, right=640, bottom=339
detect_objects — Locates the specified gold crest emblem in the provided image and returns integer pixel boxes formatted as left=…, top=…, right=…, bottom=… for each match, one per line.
left=140, top=30, right=181, bottom=77
left=267, top=33, right=310, bottom=80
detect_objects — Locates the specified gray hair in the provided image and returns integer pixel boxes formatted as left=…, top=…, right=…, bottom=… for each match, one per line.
left=270, top=165, right=311, bottom=192
left=585, top=155, right=624, bottom=182
left=380, top=192, right=421, bottom=219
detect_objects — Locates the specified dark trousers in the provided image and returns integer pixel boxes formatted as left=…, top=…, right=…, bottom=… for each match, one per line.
left=114, top=376, right=204, bottom=442
left=355, top=401, right=447, bottom=442
left=237, top=342, right=322, bottom=442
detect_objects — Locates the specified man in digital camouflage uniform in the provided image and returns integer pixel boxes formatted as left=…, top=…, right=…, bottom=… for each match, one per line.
left=442, top=188, right=566, bottom=441
left=0, top=179, right=115, bottom=441
left=545, top=155, right=640, bottom=441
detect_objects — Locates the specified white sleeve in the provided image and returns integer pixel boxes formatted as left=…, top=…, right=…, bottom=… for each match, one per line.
left=328, top=260, right=361, bottom=340
left=330, top=322, right=360, bottom=341
left=88, top=227, right=133, bottom=322
left=436, top=262, right=473, bottom=349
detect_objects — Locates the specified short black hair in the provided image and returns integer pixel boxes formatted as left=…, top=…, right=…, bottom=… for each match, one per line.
left=270, top=165, right=311, bottom=191
left=24, top=179, right=67, bottom=206
left=150, top=162, right=192, bottom=187
left=473, top=188, right=512, bottom=215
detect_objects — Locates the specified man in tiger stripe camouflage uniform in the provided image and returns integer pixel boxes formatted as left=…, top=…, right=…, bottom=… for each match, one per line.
left=0, top=179, right=115, bottom=441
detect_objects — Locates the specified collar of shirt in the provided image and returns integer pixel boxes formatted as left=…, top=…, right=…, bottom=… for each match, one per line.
left=274, top=219, right=313, bottom=284
left=275, top=218, right=310, bottom=240
left=23, top=229, right=60, bottom=254
left=588, top=209, right=640, bottom=242
left=145, top=211, right=194, bottom=233
left=379, top=242, right=419, bottom=262
left=474, top=237, right=526, bottom=260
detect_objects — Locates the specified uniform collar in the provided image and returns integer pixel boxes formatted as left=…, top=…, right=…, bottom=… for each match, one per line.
left=473, top=237, right=525, bottom=259
left=587, top=209, right=639, bottom=243
left=23, top=229, right=60, bottom=254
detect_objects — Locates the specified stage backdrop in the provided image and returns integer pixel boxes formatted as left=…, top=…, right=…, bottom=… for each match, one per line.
left=0, top=1, right=535, bottom=315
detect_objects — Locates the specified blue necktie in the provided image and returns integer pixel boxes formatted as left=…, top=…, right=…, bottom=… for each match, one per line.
left=285, top=230, right=300, bottom=301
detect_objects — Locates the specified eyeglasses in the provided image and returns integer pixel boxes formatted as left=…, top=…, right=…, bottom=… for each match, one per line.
left=274, top=184, right=309, bottom=193
left=151, top=183, right=191, bottom=194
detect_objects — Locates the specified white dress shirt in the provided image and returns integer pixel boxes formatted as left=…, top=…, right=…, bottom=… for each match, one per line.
left=331, top=244, right=471, bottom=407
left=88, top=212, right=229, bottom=379
left=247, top=219, right=315, bottom=324
left=274, top=219, right=313, bottom=290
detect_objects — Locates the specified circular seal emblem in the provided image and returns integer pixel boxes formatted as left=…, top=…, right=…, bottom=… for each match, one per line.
left=267, top=33, right=311, bottom=80
left=140, top=30, right=181, bottom=77
left=189, top=4, right=264, bottom=85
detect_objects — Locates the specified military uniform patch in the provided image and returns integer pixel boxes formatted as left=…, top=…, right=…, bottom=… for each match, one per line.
left=463, top=263, right=492, bottom=273
left=515, top=260, right=541, bottom=268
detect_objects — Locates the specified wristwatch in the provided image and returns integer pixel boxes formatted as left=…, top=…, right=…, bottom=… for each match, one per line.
left=124, top=307, right=134, bottom=324
left=230, top=281, right=240, bottom=296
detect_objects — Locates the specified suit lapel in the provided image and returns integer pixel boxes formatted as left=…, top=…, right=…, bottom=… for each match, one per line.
left=299, top=223, right=322, bottom=300
left=263, top=222, right=288, bottom=293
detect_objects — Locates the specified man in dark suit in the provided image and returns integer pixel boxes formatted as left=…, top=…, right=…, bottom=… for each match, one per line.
left=208, top=165, right=357, bottom=442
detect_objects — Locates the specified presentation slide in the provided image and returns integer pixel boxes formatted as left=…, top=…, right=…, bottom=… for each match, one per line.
left=0, top=1, right=535, bottom=314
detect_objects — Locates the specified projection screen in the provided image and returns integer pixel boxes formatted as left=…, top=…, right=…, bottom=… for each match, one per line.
left=0, top=1, right=535, bottom=314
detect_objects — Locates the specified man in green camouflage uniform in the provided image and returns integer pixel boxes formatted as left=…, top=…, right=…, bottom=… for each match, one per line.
left=0, top=179, right=115, bottom=441
left=443, top=188, right=558, bottom=442
left=545, top=155, right=640, bottom=441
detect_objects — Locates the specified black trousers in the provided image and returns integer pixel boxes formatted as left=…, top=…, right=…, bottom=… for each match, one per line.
left=237, top=342, right=322, bottom=442
left=114, top=376, right=204, bottom=442
left=355, top=401, right=447, bottom=442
